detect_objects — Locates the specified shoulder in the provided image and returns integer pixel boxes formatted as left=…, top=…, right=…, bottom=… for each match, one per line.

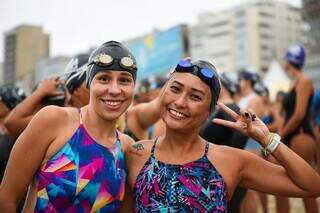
left=118, top=132, right=135, bottom=151
left=297, top=75, right=313, bottom=90
left=29, top=106, right=78, bottom=133
left=30, top=106, right=68, bottom=126
left=127, top=139, right=154, bottom=157
left=207, top=144, right=251, bottom=169
left=125, top=139, right=154, bottom=167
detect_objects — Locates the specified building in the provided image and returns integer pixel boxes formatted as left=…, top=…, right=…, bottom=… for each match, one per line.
left=302, top=0, right=320, bottom=89
left=189, top=0, right=304, bottom=74
left=3, top=25, right=49, bottom=87
left=0, top=63, right=3, bottom=85
left=34, top=56, right=71, bottom=87
left=123, top=25, right=189, bottom=80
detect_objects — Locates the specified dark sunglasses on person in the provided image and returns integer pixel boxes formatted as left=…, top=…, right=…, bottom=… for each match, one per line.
left=89, top=54, right=136, bottom=71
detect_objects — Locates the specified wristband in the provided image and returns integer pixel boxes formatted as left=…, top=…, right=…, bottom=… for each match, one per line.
left=261, top=133, right=281, bottom=158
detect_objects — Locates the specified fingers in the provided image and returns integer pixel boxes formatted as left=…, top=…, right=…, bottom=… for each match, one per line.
left=217, top=102, right=240, bottom=121
left=213, top=118, right=238, bottom=129
left=240, top=109, right=252, bottom=130
left=247, top=109, right=257, bottom=121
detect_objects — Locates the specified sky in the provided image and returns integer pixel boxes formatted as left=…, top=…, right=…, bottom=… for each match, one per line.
left=0, top=0, right=301, bottom=62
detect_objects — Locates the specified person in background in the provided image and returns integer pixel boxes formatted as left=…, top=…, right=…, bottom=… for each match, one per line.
left=311, top=89, right=320, bottom=173
left=0, top=85, right=26, bottom=135
left=0, top=85, right=26, bottom=179
left=3, top=77, right=65, bottom=140
left=64, top=54, right=90, bottom=108
left=277, top=44, right=318, bottom=213
left=200, top=72, right=248, bottom=213
left=124, top=77, right=167, bottom=141
left=237, top=70, right=266, bottom=213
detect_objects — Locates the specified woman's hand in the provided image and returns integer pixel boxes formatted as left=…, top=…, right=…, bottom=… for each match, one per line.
left=213, top=102, right=271, bottom=147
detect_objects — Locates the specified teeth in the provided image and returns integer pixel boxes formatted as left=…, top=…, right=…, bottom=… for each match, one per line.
left=105, top=101, right=121, bottom=106
left=169, top=109, right=186, bottom=118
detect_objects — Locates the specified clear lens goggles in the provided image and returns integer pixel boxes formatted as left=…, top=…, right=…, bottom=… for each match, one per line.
left=90, top=54, right=136, bottom=70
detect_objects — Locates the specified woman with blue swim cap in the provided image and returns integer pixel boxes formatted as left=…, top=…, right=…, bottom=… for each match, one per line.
left=123, top=58, right=320, bottom=213
left=275, top=44, right=318, bottom=213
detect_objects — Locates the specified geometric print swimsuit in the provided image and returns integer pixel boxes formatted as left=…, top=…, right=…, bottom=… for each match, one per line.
left=35, top=110, right=126, bottom=213
left=133, top=139, right=228, bottom=213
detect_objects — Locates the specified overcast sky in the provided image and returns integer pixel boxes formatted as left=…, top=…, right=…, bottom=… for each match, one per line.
left=0, top=0, right=301, bottom=62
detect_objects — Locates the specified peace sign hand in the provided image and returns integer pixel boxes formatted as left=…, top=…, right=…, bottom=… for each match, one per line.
left=213, top=103, right=271, bottom=147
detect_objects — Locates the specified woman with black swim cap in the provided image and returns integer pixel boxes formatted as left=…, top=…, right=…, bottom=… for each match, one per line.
left=0, top=41, right=138, bottom=212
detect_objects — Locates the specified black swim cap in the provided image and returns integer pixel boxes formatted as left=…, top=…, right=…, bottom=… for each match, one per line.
left=220, top=72, right=238, bottom=95
left=0, top=85, right=26, bottom=109
left=86, top=41, right=137, bottom=87
left=65, top=54, right=89, bottom=93
left=174, top=59, right=221, bottom=112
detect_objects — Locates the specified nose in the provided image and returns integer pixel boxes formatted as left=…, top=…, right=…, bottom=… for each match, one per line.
left=174, top=93, right=187, bottom=109
left=108, top=81, right=121, bottom=96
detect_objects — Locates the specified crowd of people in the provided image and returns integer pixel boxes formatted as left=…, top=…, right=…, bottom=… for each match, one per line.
left=0, top=40, right=319, bottom=212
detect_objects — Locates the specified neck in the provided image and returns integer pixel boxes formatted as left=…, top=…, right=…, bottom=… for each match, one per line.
left=160, top=126, right=203, bottom=156
left=292, top=69, right=302, bottom=81
left=70, top=97, right=85, bottom=109
left=241, top=86, right=253, bottom=96
left=82, top=105, right=117, bottom=142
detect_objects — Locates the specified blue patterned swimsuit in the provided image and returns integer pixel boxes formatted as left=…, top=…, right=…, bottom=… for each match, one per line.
left=133, top=139, right=228, bottom=212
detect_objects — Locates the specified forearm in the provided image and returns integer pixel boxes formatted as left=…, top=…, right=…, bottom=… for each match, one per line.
left=10, top=90, right=45, bottom=118
left=4, top=90, right=45, bottom=132
left=0, top=188, right=18, bottom=213
left=137, top=98, right=161, bottom=129
left=267, top=122, right=278, bottom=132
left=271, top=143, right=320, bottom=194
left=281, top=114, right=303, bottom=137
left=0, top=202, right=17, bottom=213
left=6, top=116, right=33, bottom=139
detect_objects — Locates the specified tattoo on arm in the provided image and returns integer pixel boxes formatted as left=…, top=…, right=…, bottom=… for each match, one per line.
left=132, top=143, right=144, bottom=151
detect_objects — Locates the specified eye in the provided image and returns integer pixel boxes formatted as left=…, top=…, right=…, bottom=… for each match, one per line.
left=97, top=75, right=110, bottom=83
left=170, top=86, right=180, bottom=93
left=190, top=94, right=202, bottom=101
left=119, top=77, right=133, bottom=84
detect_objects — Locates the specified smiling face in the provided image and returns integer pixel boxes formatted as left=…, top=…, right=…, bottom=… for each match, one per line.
left=160, top=72, right=212, bottom=133
left=89, top=70, right=135, bottom=121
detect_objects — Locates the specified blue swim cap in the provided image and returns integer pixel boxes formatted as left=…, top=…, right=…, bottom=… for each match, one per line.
left=284, top=44, right=305, bottom=69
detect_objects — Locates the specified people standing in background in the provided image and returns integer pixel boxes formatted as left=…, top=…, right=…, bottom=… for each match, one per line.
left=64, top=54, right=90, bottom=108
left=277, top=44, right=318, bottom=213
left=200, top=72, right=248, bottom=213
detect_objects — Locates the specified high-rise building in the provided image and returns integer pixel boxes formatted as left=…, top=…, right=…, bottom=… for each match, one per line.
left=302, top=0, right=320, bottom=89
left=35, top=56, right=71, bottom=84
left=0, top=63, right=3, bottom=85
left=3, top=25, right=49, bottom=87
left=190, top=0, right=304, bottom=74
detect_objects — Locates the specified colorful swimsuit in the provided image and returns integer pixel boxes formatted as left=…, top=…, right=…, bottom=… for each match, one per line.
left=133, top=139, right=228, bottom=212
left=35, top=110, right=126, bottom=212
